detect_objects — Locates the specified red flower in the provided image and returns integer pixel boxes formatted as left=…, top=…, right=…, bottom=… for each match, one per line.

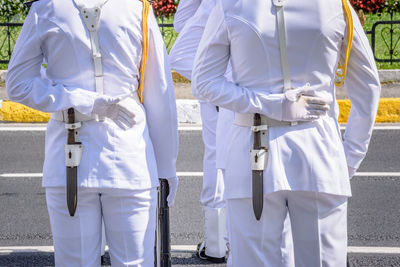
left=350, top=0, right=384, bottom=13
left=152, top=0, right=179, bottom=18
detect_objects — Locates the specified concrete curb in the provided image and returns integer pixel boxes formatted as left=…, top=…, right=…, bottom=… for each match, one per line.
left=1, top=99, right=400, bottom=124
left=0, top=70, right=6, bottom=83
left=379, top=69, right=400, bottom=83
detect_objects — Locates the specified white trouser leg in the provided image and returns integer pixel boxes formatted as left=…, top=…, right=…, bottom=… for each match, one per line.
left=199, top=101, right=224, bottom=208
left=281, top=212, right=294, bottom=267
left=226, top=191, right=347, bottom=267
left=101, top=187, right=157, bottom=267
left=226, top=192, right=288, bottom=267
left=288, top=191, right=348, bottom=267
left=203, top=205, right=228, bottom=258
left=199, top=102, right=227, bottom=258
left=215, top=107, right=234, bottom=170
left=46, top=187, right=157, bottom=267
left=46, top=187, right=103, bottom=267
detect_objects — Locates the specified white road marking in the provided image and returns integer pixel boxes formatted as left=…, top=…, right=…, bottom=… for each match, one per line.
left=2, top=172, right=400, bottom=178
left=178, top=125, right=202, bottom=131
left=0, top=172, right=204, bottom=178
left=0, top=246, right=54, bottom=254
left=354, top=172, right=400, bottom=177
left=0, top=126, right=47, bottom=131
left=339, top=125, right=400, bottom=130
left=0, top=173, right=43, bottom=178
left=347, top=246, right=400, bottom=254
left=1, top=124, right=400, bottom=131
left=177, top=172, right=203, bottom=177
left=0, top=126, right=202, bottom=132
left=1, top=245, right=400, bottom=255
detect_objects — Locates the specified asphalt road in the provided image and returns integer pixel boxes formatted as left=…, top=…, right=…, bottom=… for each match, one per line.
left=0, top=124, right=399, bottom=266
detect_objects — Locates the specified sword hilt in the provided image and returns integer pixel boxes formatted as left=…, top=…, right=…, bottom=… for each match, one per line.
left=67, top=108, right=75, bottom=144
left=253, top=113, right=262, bottom=149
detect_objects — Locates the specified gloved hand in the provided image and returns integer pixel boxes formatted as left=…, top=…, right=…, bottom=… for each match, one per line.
left=166, top=176, right=179, bottom=207
left=282, top=84, right=331, bottom=122
left=348, top=166, right=357, bottom=179
left=92, top=94, right=136, bottom=130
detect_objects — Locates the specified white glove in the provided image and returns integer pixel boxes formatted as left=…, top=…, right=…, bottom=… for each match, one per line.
left=166, top=176, right=179, bottom=207
left=348, top=166, right=357, bottom=179
left=92, top=94, right=136, bottom=130
left=282, top=84, right=331, bottom=122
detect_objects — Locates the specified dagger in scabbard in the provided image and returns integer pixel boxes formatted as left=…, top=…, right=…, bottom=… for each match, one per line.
left=66, top=108, right=78, bottom=217
left=252, top=113, right=264, bottom=221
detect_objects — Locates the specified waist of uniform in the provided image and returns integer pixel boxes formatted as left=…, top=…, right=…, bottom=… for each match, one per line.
left=51, top=93, right=140, bottom=123
left=50, top=110, right=97, bottom=122
left=234, top=113, right=306, bottom=127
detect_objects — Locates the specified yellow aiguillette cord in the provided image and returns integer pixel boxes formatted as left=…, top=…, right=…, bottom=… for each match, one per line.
left=138, top=0, right=150, bottom=103
left=335, top=0, right=354, bottom=87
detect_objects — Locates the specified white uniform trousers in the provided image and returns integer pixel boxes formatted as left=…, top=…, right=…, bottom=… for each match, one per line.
left=281, top=213, right=294, bottom=267
left=46, top=187, right=157, bottom=267
left=226, top=191, right=348, bottom=267
left=200, top=101, right=224, bottom=208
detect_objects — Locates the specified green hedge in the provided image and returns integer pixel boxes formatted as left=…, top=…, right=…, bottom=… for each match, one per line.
left=0, top=0, right=28, bottom=21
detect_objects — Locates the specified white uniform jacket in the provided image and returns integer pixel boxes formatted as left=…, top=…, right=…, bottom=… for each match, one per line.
left=170, top=0, right=235, bottom=170
left=169, top=0, right=215, bottom=80
left=6, top=0, right=178, bottom=190
left=173, top=0, right=202, bottom=34
left=192, top=0, right=381, bottom=199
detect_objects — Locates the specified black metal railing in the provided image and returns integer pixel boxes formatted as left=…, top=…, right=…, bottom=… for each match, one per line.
left=0, top=19, right=23, bottom=64
left=159, top=22, right=177, bottom=52
left=1, top=15, right=399, bottom=65
left=365, top=13, right=400, bottom=63
left=0, top=19, right=177, bottom=65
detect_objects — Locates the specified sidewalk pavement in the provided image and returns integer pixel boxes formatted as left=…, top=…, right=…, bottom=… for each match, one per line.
left=1, top=70, right=400, bottom=123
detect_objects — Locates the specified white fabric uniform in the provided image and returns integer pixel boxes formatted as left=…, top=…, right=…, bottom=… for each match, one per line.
left=192, top=0, right=380, bottom=265
left=7, top=0, right=178, bottom=265
left=199, top=102, right=224, bottom=208
left=171, top=0, right=293, bottom=262
left=171, top=0, right=223, bottom=207
left=226, top=191, right=348, bottom=267
left=47, top=187, right=157, bottom=266
left=173, top=0, right=201, bottom=34
left=171, top=0, right=228, bottom=210
left=170, top=0, right=228, bottom=258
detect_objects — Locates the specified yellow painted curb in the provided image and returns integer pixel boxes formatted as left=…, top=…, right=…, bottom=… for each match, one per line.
left=0, top=100, right=50, bottom=122
left=337, top=98, right=400, bottom=123
left=1, top=98, right=400, bottom=123
left=172, top=70, right=190, bottom=83
left=374, top=98, right=400, bottom=123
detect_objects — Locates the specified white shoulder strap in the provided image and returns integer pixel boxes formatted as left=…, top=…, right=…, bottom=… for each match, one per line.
left=273, top=0, right=291, bottom=92
left=73, top=0, right=108, bottom=96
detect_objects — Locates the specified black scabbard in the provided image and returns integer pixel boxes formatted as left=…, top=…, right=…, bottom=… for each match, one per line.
left=252, top=113, right=264, bottom=221
left=156, top=179, right=171, bottom=267
left=66, top=108, right=78, bottom=217
left=252, top=170, right=264, bottom=220
left=66, top=166, right=78, bottom=216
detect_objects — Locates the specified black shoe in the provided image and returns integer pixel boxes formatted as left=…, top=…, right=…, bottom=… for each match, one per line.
left=196, top=242, right=226, bottom=263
